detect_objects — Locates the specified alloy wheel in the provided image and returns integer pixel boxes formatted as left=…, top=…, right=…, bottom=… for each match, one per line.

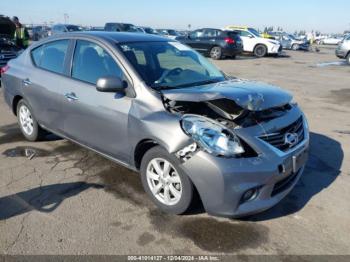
left=19, top=105, right=34, bottom=136
left=146, top=158, right=182, bottom=206
left=210, top=47, right=221, bottom=59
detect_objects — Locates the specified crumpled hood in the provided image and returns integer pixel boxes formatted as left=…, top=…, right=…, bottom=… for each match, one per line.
left=161, top=79, right=293, bottom=111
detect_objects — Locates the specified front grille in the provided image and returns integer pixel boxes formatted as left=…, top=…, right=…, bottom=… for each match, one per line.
left=259, top=116, right=304, bottom=152
left=271, top=172, right=298, bottom=197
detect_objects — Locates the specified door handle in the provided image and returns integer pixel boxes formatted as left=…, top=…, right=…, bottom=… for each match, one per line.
left=64, top=92, right=78, bottom=101
left=22, top=79, right=32, bottom=86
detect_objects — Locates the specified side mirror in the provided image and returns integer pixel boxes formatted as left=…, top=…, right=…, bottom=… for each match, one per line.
left=96, top=76, right=127, bottom=93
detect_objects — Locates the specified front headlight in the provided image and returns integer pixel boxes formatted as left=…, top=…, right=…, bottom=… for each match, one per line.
left=181, top=115, right=245, bottom=157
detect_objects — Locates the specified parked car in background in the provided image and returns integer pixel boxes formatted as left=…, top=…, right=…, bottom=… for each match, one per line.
left=139, top=27, right=159, bottom=35
left=176, top=28, right=243, bottom=59
left=25, top=25, right=34, bottom=39
left=89, top=26, right=104, bottom=31
left=32, top=26, right=51, bottom=41
left=336, top=34, right=350, bottom=64
left=260, top=31, right=275, bottom=39
left=269, top=32, right=310, bottom=51
left=2, top=32, right=309, bottom=217
left=225, top=26, right=282, bottom=57
left=319, top=36, right=343, bottom=45
left=0, top=15, right=22, bottom=84
left=51, top=24, right=83, bottom=35
left=104, top=22, right=139, bottom=33
left=156, top=29, right=180, bottom=39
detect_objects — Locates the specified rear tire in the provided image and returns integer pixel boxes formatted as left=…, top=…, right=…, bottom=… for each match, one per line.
left=16, top=99, right=46, bottom=141
left=140, top=146, right=194, bottom=214
left=210, top=46, right=223, bottom=60
left=254, top=44, right=267, bottom=57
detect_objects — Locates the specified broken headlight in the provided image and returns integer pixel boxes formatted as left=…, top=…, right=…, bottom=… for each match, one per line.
left=181, top=115, right=245, bottom=157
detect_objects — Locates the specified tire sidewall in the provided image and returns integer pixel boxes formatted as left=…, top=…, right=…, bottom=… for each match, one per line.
left=254, top=45, right=267, bottom=57
left=347, top=54, right=350, bottom=65
left=16, top=99, right=40, bottom=141
left=210, top=46, right=222, bottom=60
left=140, top=146, right=194, bottom=214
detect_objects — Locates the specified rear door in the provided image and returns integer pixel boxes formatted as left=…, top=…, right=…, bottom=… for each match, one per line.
left=23, top=39, right=71, bottom=132
left=202, top=29, right=220, bottom=52
left=60, top=39, right=133, bottom=162
left=237, top=30, right=255, bottom=52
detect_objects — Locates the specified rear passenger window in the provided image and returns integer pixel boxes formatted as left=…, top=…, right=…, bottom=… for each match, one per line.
left=72, top=40, right=123, bottom=84
left=31, top=40, right=69, bottom=74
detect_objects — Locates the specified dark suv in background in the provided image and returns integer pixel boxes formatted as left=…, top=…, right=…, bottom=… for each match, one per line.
left=104, top=23, right=139, bottom=32
left=176, top=28, right=243, bottom=60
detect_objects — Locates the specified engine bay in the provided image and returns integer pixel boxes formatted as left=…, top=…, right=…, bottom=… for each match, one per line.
left=163, top=97, right=293, bottom=128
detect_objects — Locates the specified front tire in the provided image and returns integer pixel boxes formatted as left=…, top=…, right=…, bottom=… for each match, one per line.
left=346, top=53, right=350, bottom=65
left=292, top=44, right=299, bottom=51
left=140, top=146, right=194, bottom=214
left=254, top=44, right=267, bottom=57
left=17, top=99, right=46, bottom=141
left=210, top=46, right=223, bottom=60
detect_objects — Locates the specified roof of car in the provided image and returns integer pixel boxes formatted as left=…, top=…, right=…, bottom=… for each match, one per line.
left=49, top=31, right=171, bottom=43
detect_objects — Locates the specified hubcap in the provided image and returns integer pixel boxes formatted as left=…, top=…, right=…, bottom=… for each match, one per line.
left=256, top=47, right=264, bottom=56
left=19, top=105, right=34, bottom=136
left=146, top=158, right=182, bottom=206
left=211, top=48, right=220, bottom=59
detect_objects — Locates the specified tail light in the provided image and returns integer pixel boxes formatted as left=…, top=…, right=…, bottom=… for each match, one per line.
left=0, top=65, right=10, bottom=74
left=225, top=37, right=235, bottom=44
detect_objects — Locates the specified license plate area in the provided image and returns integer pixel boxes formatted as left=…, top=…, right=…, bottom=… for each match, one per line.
left=292, top=148, right=309, bottom=173
left=281, top=147, right=309, bottom=175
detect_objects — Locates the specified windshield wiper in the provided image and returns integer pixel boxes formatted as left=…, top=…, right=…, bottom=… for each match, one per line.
left=173, top=78, right=223, bottom=88
left=151, top=78, right=224, bottom=91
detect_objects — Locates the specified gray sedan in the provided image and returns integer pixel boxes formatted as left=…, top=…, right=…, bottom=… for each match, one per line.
left=1, top=32, right=309, bottom=217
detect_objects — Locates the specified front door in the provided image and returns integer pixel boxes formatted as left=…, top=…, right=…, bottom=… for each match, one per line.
left=60, top=40, right=132, bottom=163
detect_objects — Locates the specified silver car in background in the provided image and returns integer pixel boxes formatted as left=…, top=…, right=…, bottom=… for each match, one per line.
left=336, top=35, right=350, bottom=64
left=1, top=32, right=309, bottom=217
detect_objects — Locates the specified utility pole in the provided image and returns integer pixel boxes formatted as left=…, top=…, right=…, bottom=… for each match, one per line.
left=64, top=13, right=69, bottom=24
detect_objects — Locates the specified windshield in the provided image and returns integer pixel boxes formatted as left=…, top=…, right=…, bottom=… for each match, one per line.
left=145, top=28, right=158, bottom=34
left=248, top=28, right=261, bottom=37
left=167, top=30, right=178, bottom=36
left=118, top=41, right=225, bottom=89
left=122, top=24, right=138, bottom=32
left=66, top=25, right=82, bottom=32
left=288, top=34, right=297, bottom=40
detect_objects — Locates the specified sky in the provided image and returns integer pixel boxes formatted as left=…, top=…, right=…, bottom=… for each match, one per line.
left=1, top=0, right=350, bottom=33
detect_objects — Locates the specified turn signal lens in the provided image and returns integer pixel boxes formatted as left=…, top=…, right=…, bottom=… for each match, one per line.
left=0, top=65, right=9, bottom=74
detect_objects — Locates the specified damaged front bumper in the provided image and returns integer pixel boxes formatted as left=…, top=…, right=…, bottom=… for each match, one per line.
left=176, top=107, right=309, bottom=218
